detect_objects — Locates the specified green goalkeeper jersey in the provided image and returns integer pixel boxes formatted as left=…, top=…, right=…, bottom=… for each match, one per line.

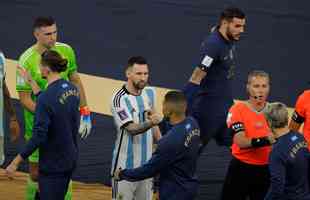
left=16, top=42, right=78, bottom=139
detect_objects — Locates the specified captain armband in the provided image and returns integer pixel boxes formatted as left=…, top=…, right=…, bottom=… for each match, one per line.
left=291, top=111, right=304, bottom=124
left=230, top=122, right=245, bottom=135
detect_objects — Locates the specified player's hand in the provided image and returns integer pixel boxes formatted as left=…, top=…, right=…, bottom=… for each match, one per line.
left=154, top=191, right=160, bottom=200
left=9, top=118, right=20, bottom=142
left=16, top=65, right=33, bottom=84
left=6, top=161, right=18, bottom=180
left=17, top=65, right=41, bottom=95
left=114, top=168, right=122, bottom=181
left=79, top=106, right=92, bottom=139
left=148, top=112, right=162, bottom=126
left=6, top=155, right=23, bottom=180
left=145, top=109, right=162, bottom=125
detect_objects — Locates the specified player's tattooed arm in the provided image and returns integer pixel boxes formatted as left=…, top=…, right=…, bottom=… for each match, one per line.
left=124, top=112, right=162, bottom=136
left=189, top=67, right=207, bottom=85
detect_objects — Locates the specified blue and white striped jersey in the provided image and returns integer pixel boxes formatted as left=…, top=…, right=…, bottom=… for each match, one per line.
left=0, top=51, right=6, bottom=165
left=0, top=52, right=5, bottom=137
left=111, top=85, right=156, bottom=175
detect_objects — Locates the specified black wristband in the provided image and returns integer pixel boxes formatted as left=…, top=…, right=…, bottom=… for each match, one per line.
left=251, top=137, right=271, bottom=147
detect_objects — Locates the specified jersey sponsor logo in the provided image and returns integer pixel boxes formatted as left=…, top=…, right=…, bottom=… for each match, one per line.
left=201, top=55, right=213, bottom=67
left=117, top=109, right=129, bottom=121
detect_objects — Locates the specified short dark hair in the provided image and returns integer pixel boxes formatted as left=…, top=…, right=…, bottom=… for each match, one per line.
left=41, top=50, right=67, bottom=73
left=164, top=91, right=187, bottom=115
left=127, top=56, right=147, bottom=68
left=33, top=16, right=56, bottom=30
left=164, top=91, right=187, bottom=105
left=220, top=7, right=245, bottom=23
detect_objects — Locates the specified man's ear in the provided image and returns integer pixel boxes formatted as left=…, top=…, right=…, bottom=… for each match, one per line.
left=126, top=70, right=130, bottom=79
left=33, top=29, right=40, bottom=40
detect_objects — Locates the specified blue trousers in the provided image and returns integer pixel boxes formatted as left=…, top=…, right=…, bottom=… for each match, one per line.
left=191, top=96, right=233, bottom=147
left=39, top=170, right=72, bottom=200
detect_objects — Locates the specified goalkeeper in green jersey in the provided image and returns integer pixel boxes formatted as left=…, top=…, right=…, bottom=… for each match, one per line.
left=16, top=16, right=91, bottom=200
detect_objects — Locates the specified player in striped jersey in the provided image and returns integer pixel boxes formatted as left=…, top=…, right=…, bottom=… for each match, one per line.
left=16, top=17, right=90, bottom=200
left=111, top=56, right=161, bottom=200
left=0, top=51, right=20, bottom=166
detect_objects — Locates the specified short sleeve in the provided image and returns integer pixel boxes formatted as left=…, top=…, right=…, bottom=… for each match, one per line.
left=144, top=87, right=156, bottom=110
left=111, top=95, right=133, bottom=129
left=198, top=40, right=220, bottom=69
left=66, top=46, right=78, bottom=76
left=293, top=93, right=306, bottom=123
left=226, top=104, right=245, bottom=134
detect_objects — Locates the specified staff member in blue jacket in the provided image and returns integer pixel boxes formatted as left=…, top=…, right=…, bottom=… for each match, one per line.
left=264, top=102, right=310, bottom=200
left=114, top=91, right=201, bottom=200
left=6, top=50, right=80, bottom=200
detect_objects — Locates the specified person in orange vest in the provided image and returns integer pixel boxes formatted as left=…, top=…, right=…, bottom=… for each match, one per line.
left=221, top=70, right=274, bottom=200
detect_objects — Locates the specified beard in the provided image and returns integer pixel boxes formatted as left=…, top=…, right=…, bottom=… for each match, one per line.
left=226, top=28, right=240, bottom=41
left=133, top=80, right=147, bottom=90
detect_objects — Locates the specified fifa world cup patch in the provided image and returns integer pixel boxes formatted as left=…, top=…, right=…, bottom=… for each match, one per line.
left=201, top=55, right=213, bottom=67
left=117, top=109, right=129, bottom=121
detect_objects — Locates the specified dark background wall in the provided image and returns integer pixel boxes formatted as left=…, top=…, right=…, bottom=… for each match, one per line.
left=1, top=0, right=310, bottom=106
left=1, top=1, right=310, bottom=199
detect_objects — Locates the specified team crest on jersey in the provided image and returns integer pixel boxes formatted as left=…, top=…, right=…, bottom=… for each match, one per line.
left=62, top=83, right=68, bottom=88
left=117, top=109, right=128, bottom=121
left=185, top=124, right=191, bottom=130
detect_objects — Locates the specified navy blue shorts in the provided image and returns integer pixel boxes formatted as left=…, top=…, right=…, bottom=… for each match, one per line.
left=190, top=96, right=233, bottom=147
left=39, top=170, right=72, bottom=200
